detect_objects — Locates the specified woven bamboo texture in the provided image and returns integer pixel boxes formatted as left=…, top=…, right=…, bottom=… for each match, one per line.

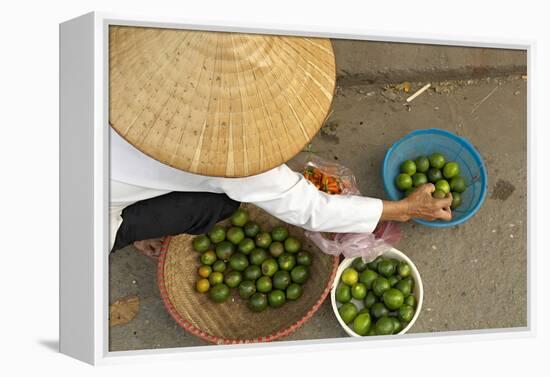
left=157, top=204, right=339, bottom=344
left=109, top=25, right=336, bottom=177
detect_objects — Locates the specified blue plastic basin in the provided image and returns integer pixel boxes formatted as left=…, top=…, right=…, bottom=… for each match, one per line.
left=382, top=128, right=488, bottom=227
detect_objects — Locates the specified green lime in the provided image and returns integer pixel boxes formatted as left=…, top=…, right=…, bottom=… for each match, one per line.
left=296, top=251, right=312, bottom=266
left=427, top=168, right=443, bottom=183
left=226, top=227, right=245, bottom=245
left=286, top=283, right=303, bottom=300
left=198, top=265, right=212, bottom=278
left=196, top=278, right=210, bottom=293
left=338, top=302, right=358, bottom=324
left=261, top=258, right=279, bottom=277
left=256, top=276, right=272, bottom=293
left=290, top=265, right=309, bottom=284
left=415, top=156, right=430, bottom=173
left=367, top=327, right=377, bottom=336
left=364, top=291, right=378, bottom=308
left=412, top=173, right=428, bottom=187
left=435, top=179, right=450, bottom=194
left=238, top=237, right=255, bottom=255
left=269, top=241, right=285, bottom=258
left=230, top=208, right=249, bottom=227
left=443, top=161, right=460, bottom=179
left=395, top=173, right=413, bottom=191
left=271, top=226, right=289, bottom=242
left=433, top=189, right=446, bottom=199
left=212, top=260, right=226, bottom=273
left=450, top=176, right=467, bottom=193
left=284, top=237, right=301, bottom=253
left=375, top=317, right=394, bottom=335
left=398, top=262, right=411, bottom=278
left=209, top=283, right=230, bottom=303
left=193, top=235, right=211, bottom=252
left=208, top=225, right=226, bottom=244
left=377, top=260, right=396, bottom=278
left=224, top=270, right=242, bottom=288
left=402, top=276, right=415, bottom=291
left=400, top=160, right=417, bottom=175
left=200, top=250, right=217, bottom=265
left=383, top=288, right=405, bottom=310
left=215, top=241, right=235, bottom=261
left=353, top=313, right=372, bottom=336
left=372, top=277, right=391, bottom=297
left=370, top=302, right=389, bottom=319
left=244, top=265, right=262, bottom=280
left=405, top=295, right=417, bottom=308
left=238, top=280, right=256, bottom=299
left=272, top=270, right=291, bottom=290
left=341, top=267, right=359, bottom=285
left=268, top=289, right=286, bottom=308
left=248, top=292, right=268, bottom=312
left=249, top=248, right=269, bottom=266
left=243, top=221, right=261, bottom=238
left=398, top=304, right=415, bottom=322
left=388, top=275, right=400, bottom=287
left=208, top=271, right=224, bottom=285
left=255, top=232, right=272, bottom=248
left=278, top=253, right=296, bottom=271
left=351, top=283, right=367, bottom=300
left=451, top=191, right=462, bottom=209
left=389, top=317, right=402, bottom=334
left=229, top=253, right=249, bottom=272
left=335, top=283, right=352, bottom=303
left=388, top=258, right=399, bottom=270
left=367, top=256, right=383, bottom=271
left=352, top=257, right=369, bottom=272
left=429, top=152, right=446, bottom=169
left=394, top=279, right=412, bottom=296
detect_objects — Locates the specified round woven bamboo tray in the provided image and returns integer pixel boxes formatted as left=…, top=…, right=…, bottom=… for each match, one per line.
left=157, top=204, right=339, bottom=344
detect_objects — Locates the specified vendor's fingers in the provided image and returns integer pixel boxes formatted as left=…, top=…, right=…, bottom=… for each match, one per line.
left=150, top=239, right=162, bottom=249
left=437, top=208, right=452, bottom=221
left=150, top=247, right=162, bottom=257
left=436, top=193, right=453, bottom=208
left=421, top=183, right=435, bottom=194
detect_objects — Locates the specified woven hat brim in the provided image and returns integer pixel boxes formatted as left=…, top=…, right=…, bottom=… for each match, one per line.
left=109, top=26, right=336, bottom=177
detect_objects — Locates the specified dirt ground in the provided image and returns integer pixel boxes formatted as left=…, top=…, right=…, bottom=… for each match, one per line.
left=109, top=69, right=527, bottom=350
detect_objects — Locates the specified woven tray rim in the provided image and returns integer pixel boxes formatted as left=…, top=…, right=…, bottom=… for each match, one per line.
left=157, top=235, right=339, bottom=345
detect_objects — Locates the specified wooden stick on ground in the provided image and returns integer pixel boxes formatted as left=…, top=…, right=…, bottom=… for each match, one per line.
left=406, top=83, right=431, bottom=103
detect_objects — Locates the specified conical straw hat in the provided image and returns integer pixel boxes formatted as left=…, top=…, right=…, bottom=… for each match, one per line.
left=109, top=26, right=336, bottom=177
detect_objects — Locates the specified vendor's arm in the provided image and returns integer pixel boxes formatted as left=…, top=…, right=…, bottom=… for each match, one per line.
left=253, top=173, right=384, bottom=233
left=234, top=165, right=451, bottom=233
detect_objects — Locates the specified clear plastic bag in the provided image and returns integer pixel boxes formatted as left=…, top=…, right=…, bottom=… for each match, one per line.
left=290, top=153, right=401, bottom=262
left=289, top=153, right=360, bottom=196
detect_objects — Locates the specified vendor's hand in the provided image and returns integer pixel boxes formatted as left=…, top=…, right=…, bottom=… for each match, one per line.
left=133, top=238, right=163, bottom=260
left=381, top=184, right=452, bottom=222
left=404, top=184, right=452, bottom=221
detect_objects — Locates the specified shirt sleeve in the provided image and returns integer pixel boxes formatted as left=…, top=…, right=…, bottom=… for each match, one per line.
left=237, top=165, right=384, bottom=234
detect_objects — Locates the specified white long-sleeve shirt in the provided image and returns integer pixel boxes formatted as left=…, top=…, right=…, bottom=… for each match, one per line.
left=110, top=128, right=383, bottom=249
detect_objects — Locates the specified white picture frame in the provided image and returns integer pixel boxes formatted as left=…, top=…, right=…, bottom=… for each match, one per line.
left=59, top=11, right=534, bottom=365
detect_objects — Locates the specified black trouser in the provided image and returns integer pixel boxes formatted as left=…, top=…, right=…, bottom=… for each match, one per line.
left=112, top=191, right=240, bottom=252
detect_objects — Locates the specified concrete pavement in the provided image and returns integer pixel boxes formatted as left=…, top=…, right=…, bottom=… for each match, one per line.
left=109, top=43, right=527, bottom=351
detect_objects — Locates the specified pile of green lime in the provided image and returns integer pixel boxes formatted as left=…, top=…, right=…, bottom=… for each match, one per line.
left=192, top=208, right=312, bottom=312
left=395, top=152, right=467, bottom=209
left=335, top=256, right=417, bottom=336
